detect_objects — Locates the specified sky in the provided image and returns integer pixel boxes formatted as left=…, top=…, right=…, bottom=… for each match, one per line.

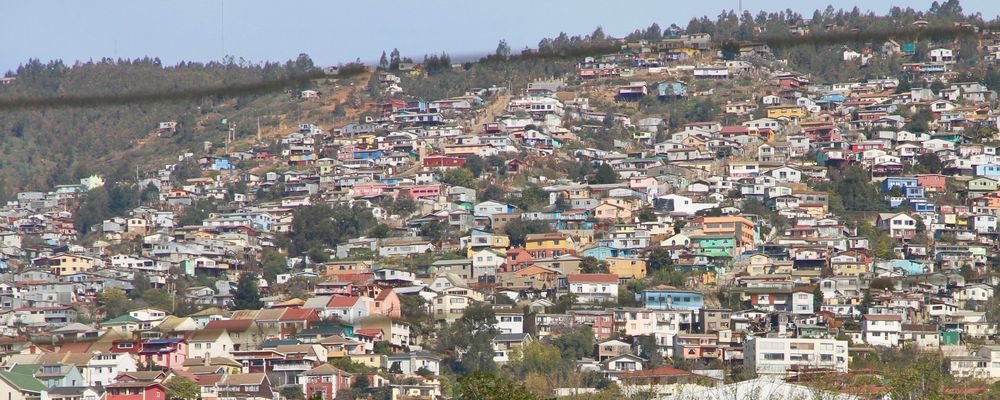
left=2, top=0, right=999, bottom=72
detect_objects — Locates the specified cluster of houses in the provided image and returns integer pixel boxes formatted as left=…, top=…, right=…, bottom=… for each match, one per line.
left=8, top=22, right=1000, bottom=400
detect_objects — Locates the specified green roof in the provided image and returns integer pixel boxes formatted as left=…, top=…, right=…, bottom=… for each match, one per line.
left=102, top=314, right=141, bottom=325
left=9, top=364, right=40, bottom=376
left=0, top=370, right=47, bottom=392
left=262, top=339, right=300, bottom=347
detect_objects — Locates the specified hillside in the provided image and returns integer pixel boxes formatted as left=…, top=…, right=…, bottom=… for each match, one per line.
left=0, top=56, right=369, bottom=197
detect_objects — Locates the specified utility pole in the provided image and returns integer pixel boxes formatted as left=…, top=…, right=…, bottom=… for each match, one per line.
left=256, top=117, right=261, bottom=143
left=227, top=121, right=236, bottom=154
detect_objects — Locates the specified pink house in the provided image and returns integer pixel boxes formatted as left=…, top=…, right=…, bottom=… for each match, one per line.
left=404, top=185, right=441, bottom=199
left=351, top=184, right=387, bottom=198
left=916, top=174, right=947, bottom=192
left=139, top=338, right=187, bottom=369
left=629, top=176, right=659, bottom=196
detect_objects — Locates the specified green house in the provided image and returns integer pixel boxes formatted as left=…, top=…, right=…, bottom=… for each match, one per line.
left=690, top=234, right=736, bottom=258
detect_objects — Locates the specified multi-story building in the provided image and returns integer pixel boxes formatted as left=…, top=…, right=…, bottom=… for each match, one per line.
left=744, top=337, right=849, bottom=375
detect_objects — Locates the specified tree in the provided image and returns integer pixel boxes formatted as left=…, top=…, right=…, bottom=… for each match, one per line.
left=233, top=272, right=263, bottom=310
left=369, top=223, right=392, bottom=239
left=373, top=341, right=392, bottom=355
left=646, top=249, right=674, bottom=272
left=457, top=372, right=536, bottom=400
left=495, top=40, right=512, bottom=59
left=261, top=249, right=288, bottom=284
left=140, top=182, right=160, bottom=204
left=439, top=303, right=499, bottom=374
left=142, top=289, right=173, bottom=312
left=551, top=325, right=595, bottom=362
left=378, top=51, right=389, bottom=71
left=131, top=272, right=152, bottom=300
left=509, top=342, right=563, bottom=378
left=504, top=219, right=553, bottom=247
left=915, top=153, right=942, bottom=173
left=480, top=184, right=505, bottom=202
left=440, top=168, right=477, bottom=189
left=98, top=288, right=130, bottom=318
left=288, top=203, right=376, bottom=257
left=280, top=385, right=304, bottom=400
left=593, top=164, right=618, bottom=184
left=813, top=285, right=824, bottom=311
left=465, top=155, right=485, bottom=176
left=870, top=277, right=894, bottom=291
left=580, top=256, right=608, bottom=274
left=389, top=48, right=401, bottom=71
left=165, top=377, right=200, bottom=400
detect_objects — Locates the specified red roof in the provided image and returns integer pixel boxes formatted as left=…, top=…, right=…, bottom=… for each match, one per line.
left=354, top=328, right=383, bottom=337
left=327, top=295, right=362, bottom=308
left=204, top=319, right=255, bottom=331
left=567, top=274, right=619, bottom=284
left=279, top=307, right=317, bottom=321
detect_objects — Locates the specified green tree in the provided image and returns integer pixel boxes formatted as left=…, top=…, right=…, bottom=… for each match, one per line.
left=580, top=256, right=608, bottom=273
left=503, top=219, right=553, bottom=247
left=165, top=376, right=200, bottom=400
left=288, top=203, right=376, bottom=256
left=131, top=272, right=152, bottom=300
left=439, top=303, right=499, bottom=374
left=457, top=372, right=536, bottom=400
left=915, top=153, right=943, bottom=174
left=509, top=342, right=564, bottom=378
left=142, top=289, right=173, bottom=312
left=98, top=288, right=131, bottom=318
left=480, top=184, right=505, bottom=202
left=260, top=249, right=288, bottom=284
left=233, top=272, right=263, bottom=310
left=440, top=168, right=477, bottom=188
left=465, top=155, right=485, bottom=177
left=551, top=325, right=595, bottom=362
left=280, top=385, right=304, bottom=400
left=593, top=164, right=618, bottom=184
left=646, top=249, right=674, bottom=272
left=140, top=182, right=160, bottom=203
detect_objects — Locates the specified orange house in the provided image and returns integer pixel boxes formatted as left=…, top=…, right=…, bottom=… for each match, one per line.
left=916, top=174, right=947, bottom=192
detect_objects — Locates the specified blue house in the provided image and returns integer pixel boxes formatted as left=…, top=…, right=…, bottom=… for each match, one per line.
left=212, top=158, right=234, bottom=171
left=354, top=150, right=385, bottom=160
left=658, top=82, right=687, bottom=99
left=882, top=177, right=918, bottom=192
left=911, top=201, right=937, bottom=213
left=890, top=259, right=931, bottom=275
left=582, top=246, right=616, bottom=261
left=976, top=163, right=1000, bottom=178
left=642, top=288, right=705, bottom=310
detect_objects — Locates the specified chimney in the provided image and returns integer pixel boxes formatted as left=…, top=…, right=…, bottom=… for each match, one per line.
left=204, top=354, right=211, bottom=367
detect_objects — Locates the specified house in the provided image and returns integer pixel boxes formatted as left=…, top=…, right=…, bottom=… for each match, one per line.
left=566, top=274, right=619, bottom=304
left=743, top=337, right=849, bottom=375
left=643, top=288, right=705, bottom=311
left=301, top=364, right=352, bottom=400
left=863, top=314, right=902, bottom=347
left=105, top=381, right=167, bottom=400
left=386, top=351, right=441, bottom=375
left=217, top=373, right=274, bottom=400
left=876, top=213, right=917, bottom=240
left=0, top=370, right=47, bottom=400
left=186, top=329, right=234, bottom=359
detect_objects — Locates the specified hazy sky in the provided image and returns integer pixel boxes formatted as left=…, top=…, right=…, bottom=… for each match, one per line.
left=3, top=0, right=998, bottom=72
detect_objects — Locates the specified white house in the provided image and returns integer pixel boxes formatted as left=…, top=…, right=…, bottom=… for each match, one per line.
left=87, top=352, right=138, bottom=387
left=567, top=274, right=619, bottom=304
left=743, top=337, right=849, bottom=375
left=862, top=314, right=902, bottom=347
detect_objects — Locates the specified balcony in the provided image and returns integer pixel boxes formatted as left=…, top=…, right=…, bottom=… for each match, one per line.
left=272, top=361, right=314, bottom=371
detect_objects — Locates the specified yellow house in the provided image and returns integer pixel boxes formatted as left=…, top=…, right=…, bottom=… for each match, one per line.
left=354, top=135, right=377, bottom=149
left=348, top=354, right=386, bottom=369
left=831, top=260, right=869, bottom=276
left=594, top=202, right=632, bottom=221
left=606, top=257, right=647, bottom=279
left=48, top=254, right=103, bottom=276
left=767, top=105, right=808, bottom=119
left=524, top=233, right=576, bottom=258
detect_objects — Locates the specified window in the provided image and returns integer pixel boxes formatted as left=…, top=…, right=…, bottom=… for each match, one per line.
left=763, top=353, right=784, bottom=360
